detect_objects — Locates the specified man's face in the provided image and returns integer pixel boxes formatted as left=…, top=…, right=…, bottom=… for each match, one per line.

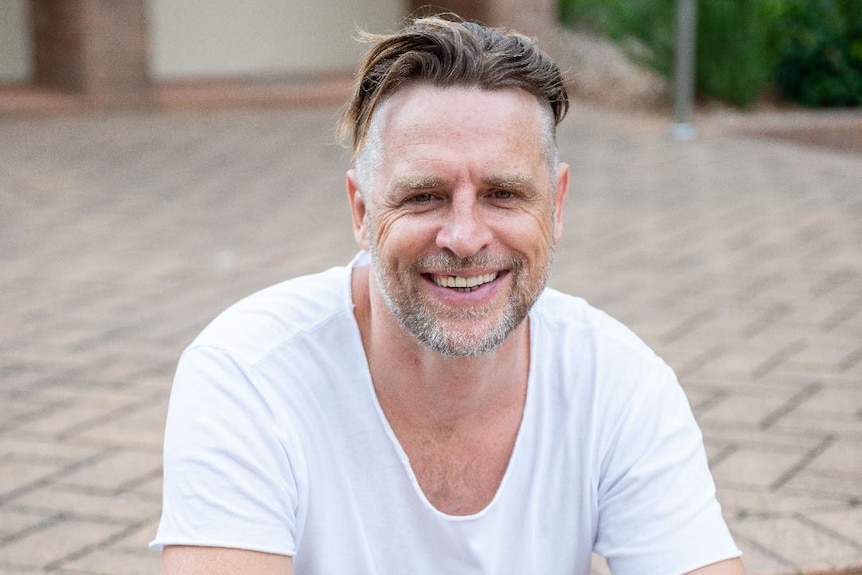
left=348, top=84, right=569, bottom=356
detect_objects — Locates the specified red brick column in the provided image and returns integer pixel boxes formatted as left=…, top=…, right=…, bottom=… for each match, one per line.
left=30, top=0, right=151, bottom=104
left=408, top=0, right=557, bottom=43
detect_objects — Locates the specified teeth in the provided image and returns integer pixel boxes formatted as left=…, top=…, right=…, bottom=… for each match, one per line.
left=434, top=272, right=498, bottom=289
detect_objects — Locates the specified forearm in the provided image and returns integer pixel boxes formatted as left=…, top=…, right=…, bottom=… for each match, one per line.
left=685, top=557, right=746, bottom=575
left=162, top=545, right=293, bottom=575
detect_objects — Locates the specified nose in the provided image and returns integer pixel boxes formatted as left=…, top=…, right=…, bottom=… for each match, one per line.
left=435, top=194, right=493, bottom=258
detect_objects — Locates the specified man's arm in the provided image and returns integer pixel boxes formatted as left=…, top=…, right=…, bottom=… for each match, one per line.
left=686, top=558, right=746, bottom=575
left=162, top=545, right=293, bottom=575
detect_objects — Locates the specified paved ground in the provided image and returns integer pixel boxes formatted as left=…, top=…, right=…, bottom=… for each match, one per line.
left=0, top=99, right=861, bottom=575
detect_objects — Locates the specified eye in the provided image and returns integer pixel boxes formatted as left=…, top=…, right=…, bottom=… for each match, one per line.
left=491, top=189, right=515, bottom=200
left=410, top=193, right=435, bottom=203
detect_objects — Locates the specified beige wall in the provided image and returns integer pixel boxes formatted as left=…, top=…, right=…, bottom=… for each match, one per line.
left=149, top=0, right=405, bottom=80
left=0, top=0, right=31, bottom=82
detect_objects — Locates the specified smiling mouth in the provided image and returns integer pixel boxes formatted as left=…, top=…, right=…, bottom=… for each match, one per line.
left=431, top=272, right=499, bottom=291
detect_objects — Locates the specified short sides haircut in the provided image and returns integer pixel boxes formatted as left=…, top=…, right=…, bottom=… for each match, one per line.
left=338, top=15, right=569, bottom=161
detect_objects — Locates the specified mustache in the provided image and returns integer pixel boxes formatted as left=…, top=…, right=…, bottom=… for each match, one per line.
left=413, top=252, right=521, bottom=274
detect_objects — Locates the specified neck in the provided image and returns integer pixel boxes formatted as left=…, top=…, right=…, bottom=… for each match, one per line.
left=351, top=265, right=530, bottom=430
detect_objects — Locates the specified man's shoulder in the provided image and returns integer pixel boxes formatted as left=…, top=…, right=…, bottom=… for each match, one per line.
left=531, top=289, right=678, bottom=428
left=189, top=265, right=352, bottom=364
left=533, top=287, right=659, bottom=363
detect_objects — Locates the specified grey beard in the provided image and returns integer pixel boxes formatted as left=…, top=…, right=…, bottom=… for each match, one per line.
left=369, top=249, right=551, bottom=357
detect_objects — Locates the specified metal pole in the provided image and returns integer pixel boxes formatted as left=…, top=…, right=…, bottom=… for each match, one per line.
left=670, top=0, right=698, bottom=141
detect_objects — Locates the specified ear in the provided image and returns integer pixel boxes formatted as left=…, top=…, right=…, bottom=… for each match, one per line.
left=553, top=162, right=569, bottom=243
left=346, top=169, right=370, bottom=250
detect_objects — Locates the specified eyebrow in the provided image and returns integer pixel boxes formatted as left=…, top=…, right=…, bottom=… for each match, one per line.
left=484, top=174, right=538, bottom=190
left=393, top=174, right=539, bottom=192
left=393, top=175, right=446, bottom=191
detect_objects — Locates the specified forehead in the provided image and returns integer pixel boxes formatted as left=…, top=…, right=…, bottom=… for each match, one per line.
left=370, top=85, right=548, bottom=171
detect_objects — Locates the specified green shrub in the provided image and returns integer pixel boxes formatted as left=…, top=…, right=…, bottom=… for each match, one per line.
left=772, top=0, right=862, bottom=107
left=559, top=0, right=780, bottom=108
left=695, top=0, right=776, bottom=107
left=560, top=0, right=675, bottom=76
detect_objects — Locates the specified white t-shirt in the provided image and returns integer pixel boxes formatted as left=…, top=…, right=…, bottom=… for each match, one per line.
left=152, top=254, right=740, bottom=574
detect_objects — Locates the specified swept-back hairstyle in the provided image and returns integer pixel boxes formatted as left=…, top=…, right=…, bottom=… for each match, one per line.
left=338, top=15, right=569, bottom=161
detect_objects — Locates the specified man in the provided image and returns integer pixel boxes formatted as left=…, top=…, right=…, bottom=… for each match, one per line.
left=153, top=16, right=745, bottom=575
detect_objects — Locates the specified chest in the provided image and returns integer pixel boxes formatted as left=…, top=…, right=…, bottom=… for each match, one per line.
left=292, top=379, right=598, bottom=575
left=394, top=411, right=522, bottom=516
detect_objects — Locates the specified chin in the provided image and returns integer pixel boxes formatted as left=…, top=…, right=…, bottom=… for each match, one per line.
left=414, top=316, right=522, bottom=358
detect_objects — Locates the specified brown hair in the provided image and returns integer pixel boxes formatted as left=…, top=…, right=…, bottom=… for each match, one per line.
left=338, top=15, right=569, bottom=160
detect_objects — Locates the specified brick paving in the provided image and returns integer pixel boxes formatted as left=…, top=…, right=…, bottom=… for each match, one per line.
left=0, top=99, right=860, bottom=575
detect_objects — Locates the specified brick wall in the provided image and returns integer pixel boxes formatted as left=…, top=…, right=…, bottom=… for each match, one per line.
left=487, top=0, right=557, bottom=41
left=31, top=0, right=151, bottom=102
left=24, top=0, right=556, bottom=106
left=408, top=0, right=557, bottom=42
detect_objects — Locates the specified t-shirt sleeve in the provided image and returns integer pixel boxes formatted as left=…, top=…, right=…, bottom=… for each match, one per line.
left=151, top=345, right=302, bottom=556
left=594, top=361, right=741, bottom=575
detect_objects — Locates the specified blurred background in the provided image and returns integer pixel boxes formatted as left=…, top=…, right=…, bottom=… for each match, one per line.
left=1, top=1, right=860, bottom=575
left=1, top=0, right=861, bottom=112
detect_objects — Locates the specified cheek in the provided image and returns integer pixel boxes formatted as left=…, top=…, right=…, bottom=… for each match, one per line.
left=366, top=209, right=395, bottom=246
left=369, top=212, right=430, bottom=257
left=507, top=209, right=556, bottom=254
